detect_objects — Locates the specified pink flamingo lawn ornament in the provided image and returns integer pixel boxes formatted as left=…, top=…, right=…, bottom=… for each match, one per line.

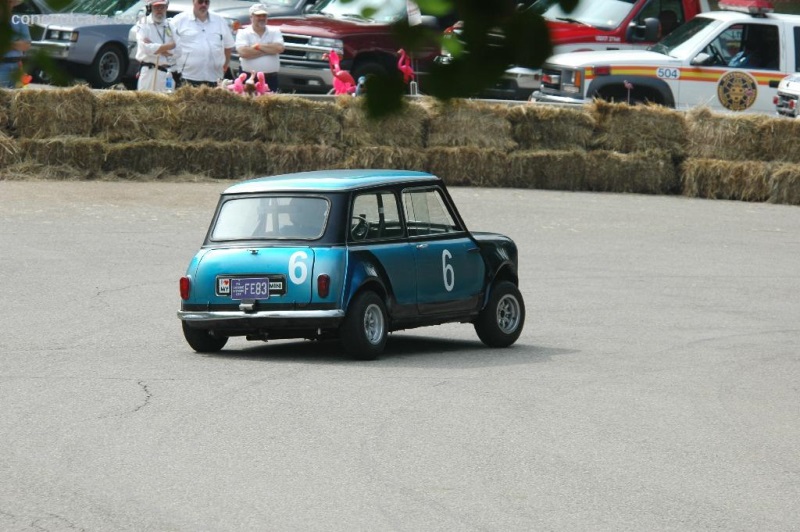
left=244, top=71, right=257, bottom=97
left=326, top=49, right=356, bottom=95
left=226, top=73, right=247, bottom=94
left=397, top=48, right=415, bottom=84
left=255, top=71, right=270, bottom=95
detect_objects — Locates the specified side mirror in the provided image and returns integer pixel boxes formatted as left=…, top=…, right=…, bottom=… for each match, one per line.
left=627, top=16, right=660, bottom=42
left=691, top=52, right=712, bottom=66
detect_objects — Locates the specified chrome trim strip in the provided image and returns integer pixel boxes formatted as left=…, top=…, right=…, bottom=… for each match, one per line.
left=178, top=309, right=345, bottom=321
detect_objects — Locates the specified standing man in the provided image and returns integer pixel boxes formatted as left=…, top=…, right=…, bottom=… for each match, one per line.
left=134, top=0, right=178, bottom=92
left=235, top=3, right=283, bottom=92
left=172, top=0, right=234, bottom=87
left=1, top=0, right=31, bottom=89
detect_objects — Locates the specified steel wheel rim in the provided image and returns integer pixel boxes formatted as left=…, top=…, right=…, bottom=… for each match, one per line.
left=496, top=294, right=521, bottom=334
left=363, top=303, right=385, bottom=345
left=100, top=52, right=120, bottom=83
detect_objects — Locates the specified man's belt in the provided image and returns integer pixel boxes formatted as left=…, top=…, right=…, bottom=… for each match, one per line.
left=140, top=62, right=170, bottom=72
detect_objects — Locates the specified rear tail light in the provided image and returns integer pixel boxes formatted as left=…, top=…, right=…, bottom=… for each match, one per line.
left=317, top=274, right=330, bottom=298
left=180, top=276, right=191, bottom=300
left=774, top=96, right=779, bottom=104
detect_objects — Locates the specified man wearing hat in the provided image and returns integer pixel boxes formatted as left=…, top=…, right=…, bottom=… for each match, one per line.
left=1, top=0, right=31, bottom=88
left=134, top=0, right=178, bottom=92
left=235, top=3, right=284, bottom=92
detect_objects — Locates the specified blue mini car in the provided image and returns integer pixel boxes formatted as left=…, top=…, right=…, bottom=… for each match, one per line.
left=178, top=169, right=525, bottom=359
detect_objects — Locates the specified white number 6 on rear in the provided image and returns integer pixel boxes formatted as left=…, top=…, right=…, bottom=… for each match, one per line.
left=289, top=251, right=308, bottom=284
left=442, top=249, right=454, bottom=292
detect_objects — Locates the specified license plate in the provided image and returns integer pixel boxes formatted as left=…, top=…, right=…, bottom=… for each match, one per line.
left=231, top=277, right=270, bottom=300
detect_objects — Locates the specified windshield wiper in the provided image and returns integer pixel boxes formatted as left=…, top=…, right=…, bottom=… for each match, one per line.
left=555, top=17, right=593, bottom=28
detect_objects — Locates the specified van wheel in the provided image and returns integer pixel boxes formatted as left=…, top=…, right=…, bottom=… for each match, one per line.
left=474, top=281, right=525, bottom=347
left=182, top=321, right=228, bottom=353
left=352, top=60, right=389, bottom=83
left=341, top=291, right=387, bottom=360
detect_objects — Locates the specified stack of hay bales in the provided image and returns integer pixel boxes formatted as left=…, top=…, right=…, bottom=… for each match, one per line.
left=1, top=84, right=800, bottom=206
left=587, top=100, right=684, bottom=195
left=683, top=107, right=800, bottom=204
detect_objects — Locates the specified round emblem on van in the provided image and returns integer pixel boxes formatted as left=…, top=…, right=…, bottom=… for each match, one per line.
left=717, top=71, right=758, bottom=111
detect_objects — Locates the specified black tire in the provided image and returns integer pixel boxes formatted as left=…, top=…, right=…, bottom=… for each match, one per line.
left=341, top=291, right=387, bottom=360
left=182, top=321, right=228, bottom=353
left=85, top=44, right=126, bottom=88
left=474, top=281, right=525, bottom=348
left=352, top=60, right=389, bottom=83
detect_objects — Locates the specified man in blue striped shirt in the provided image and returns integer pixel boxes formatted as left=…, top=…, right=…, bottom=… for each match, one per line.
left=2, top=0, right=31, bottom=88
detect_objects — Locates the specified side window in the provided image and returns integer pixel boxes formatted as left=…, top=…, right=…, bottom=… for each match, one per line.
left=350, top=192, right=402, bottom=241
left=727, top=24, right=779, bottom=70
left=402, top=188, right=458, bottom=237
left=796, top=26, right=800, bottom=72
left=703, top=24, right=743, bottom=66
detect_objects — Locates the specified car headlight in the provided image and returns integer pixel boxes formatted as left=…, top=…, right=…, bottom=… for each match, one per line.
left=307, top=37, right=343, bottom=60
left=47, top=29, right=79, bottom=42
left=562, top=69, right=582, bottom=93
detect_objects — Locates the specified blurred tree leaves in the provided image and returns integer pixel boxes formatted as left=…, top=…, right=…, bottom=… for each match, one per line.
left=362, top=0, right=577, bottom=117
left=2, top=0, right=75, bottom=86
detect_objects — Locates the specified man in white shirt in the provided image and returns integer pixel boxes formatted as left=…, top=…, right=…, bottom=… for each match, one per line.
left=172, top=0, right=234, bottom=86
left=134, top=0, right=178, bottom=92
left=235, top=3, right=284, bottom=92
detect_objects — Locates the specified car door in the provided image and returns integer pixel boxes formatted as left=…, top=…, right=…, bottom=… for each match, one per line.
left=680, top=22, right=783, bottom=114
left=402, top=187, right=485, bottom=315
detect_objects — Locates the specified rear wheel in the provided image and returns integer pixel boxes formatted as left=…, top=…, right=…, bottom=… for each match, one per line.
left=474, top=281, right=525, bottom=348
left=182, top=321, right=228, bottom=353
left=341, top=291, right=387, bottom=360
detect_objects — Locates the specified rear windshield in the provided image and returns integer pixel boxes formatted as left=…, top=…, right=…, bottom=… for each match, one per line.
left=212, top=196, right=330, bottom=241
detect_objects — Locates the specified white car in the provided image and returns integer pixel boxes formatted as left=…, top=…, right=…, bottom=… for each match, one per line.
left=774, top=73, right=800, bottom=117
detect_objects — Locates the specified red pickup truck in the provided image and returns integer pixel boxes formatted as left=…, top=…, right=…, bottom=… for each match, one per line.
left=268, top=0, right=455, bottom=94
left=441, top=0, right=712, bottom=100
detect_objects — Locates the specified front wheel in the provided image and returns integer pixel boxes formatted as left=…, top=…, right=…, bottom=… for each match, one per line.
left=474, top=281, right=525, bottom=348
left=85, top=44, right=125, bottom=88
left=341, top=291, right=387, bottom=360
left=182, top=321, right=228, bottom=353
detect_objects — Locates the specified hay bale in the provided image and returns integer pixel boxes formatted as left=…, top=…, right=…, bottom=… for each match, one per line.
left=181, top=140, right=269, bottom=180
left=174, top=86, right=264, bottom=141
left=94, top=91, right=179, bottom=142
left=507, top=150, right=587, bottom=190
left=426, top=147, right=508, bottom=186
left=0, top=161, right=89, bottom=180
left=757, top=117, right=800, bottom=164
left=0, top=134, right=20, bottom=168
left=0, top=89, right=12, bottom=135
left=682, top=158, right=770, bottom=201
left=12, top=86, right=94, bottom=138
left=103, top=140, right=189, bottom=174
left=342, top=147, right=427, bottom=171
left=338, top=97, right=429, bottom=148
left=685, top=107, right=769, bottom=161
left=261, top=144, right=344, bottom=175
left=586, top=150, right=679, bottom=194
left=507, top=104, right=595, bottom=151
left=19, top=137, right=103, bottom=174
left=257, top=96, right=341, bottom=146
left=767, top=162, right=800, bottom=205
left=590, top=100, right=687, bottom=157
left=425, top=99, right=516, bottom=151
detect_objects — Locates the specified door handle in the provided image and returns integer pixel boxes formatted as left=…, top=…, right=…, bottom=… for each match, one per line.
left=416, top=243, right=428, bottom=249
left=468, top=247, right=480, bottom=253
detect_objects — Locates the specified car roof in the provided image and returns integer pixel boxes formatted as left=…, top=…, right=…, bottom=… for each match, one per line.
left=223, top=169, right=440, bottom=194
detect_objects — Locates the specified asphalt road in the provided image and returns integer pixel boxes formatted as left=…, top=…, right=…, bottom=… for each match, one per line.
left=1, top=181, right=798, bottom=531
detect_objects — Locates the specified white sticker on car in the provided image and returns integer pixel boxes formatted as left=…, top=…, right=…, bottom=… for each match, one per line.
left=657, top=67, right=680, bottom=80
left=289, top=251, right=308, bottom=285
left=442, top=249, right=454, bottom=292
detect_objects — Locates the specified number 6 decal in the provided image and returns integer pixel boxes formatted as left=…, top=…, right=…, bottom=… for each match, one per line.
left=289, top=251, right=308, bottom=284
left=442, top=249, right=454, bottom=292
